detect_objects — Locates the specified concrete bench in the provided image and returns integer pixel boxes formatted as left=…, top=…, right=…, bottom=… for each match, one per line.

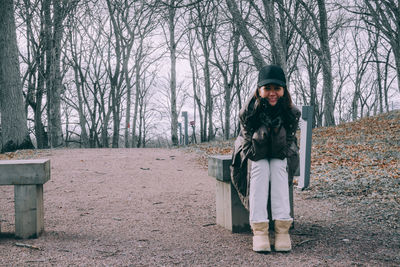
left=208, top=155, right=294, bottom=233
left=0, top=159, right=50, bottom=238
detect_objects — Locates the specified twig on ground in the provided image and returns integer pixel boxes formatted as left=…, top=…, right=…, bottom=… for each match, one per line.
left=15, top=243, right=41, bottom=250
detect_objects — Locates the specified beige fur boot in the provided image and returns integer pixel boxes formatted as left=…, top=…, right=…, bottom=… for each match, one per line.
left=251, top=222, right=271, bottom=252
left=274, top=220, right=292, bottom=251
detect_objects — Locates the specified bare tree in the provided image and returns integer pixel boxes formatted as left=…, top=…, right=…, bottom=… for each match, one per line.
left=64, top=1, right=112, bottom=148
left=0, top=0, right=34, bottom=152
left=187, top=26, right=204, bottom=142
left=281, top=0, right=341, bottom=126
left=209, top=12, right=241, bottom=140
left=358, top=0, right=400, bottom=94
left=157, top=0, right=189, bottom=146
left=348, top=22, right=373, bottom=121
left=190, top=0, right=219, bottom=141
left=44, top=0, right=79, bottom=147
left=18, top=0, right=49, bottom=148
left=128, top=5, right=159, bottom=148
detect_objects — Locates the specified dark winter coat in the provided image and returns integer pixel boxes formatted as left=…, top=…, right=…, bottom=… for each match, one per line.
left=230, top=94, right=301, bottom=210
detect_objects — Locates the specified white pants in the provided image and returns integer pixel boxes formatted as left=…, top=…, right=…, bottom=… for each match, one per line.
left=249, top=158, right=291, bottom=223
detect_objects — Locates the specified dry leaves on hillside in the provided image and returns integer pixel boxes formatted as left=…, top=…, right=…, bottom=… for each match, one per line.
left=310, top=111, right=400, bottom=198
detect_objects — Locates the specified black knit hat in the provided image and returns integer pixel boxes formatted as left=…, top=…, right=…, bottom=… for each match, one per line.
left=257, top=65, right=286, bottom=87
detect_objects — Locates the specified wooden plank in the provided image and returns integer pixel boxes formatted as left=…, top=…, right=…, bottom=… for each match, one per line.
left=0, top=159, right=50, bottom=185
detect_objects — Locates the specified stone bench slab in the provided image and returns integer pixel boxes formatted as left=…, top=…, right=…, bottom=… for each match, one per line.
left=0, top=159, right=50, bottom=185
left=208, top=155, right=232, bottom=182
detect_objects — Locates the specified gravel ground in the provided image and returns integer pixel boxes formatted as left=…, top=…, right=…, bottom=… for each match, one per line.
left=0, top=148, right=399, bottom=266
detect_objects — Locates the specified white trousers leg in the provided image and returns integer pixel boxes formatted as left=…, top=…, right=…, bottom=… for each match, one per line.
left=249, top=158, right=291, bottom=223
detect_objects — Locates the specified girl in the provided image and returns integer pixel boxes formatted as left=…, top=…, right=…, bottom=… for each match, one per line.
left=231, top=65, right=300, bottom=252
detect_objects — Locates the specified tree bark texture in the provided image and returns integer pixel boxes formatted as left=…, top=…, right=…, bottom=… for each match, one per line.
left=0, top=0, right=33, bottom=152
left=132, top=61, right=141, bottom=148
left=317, top=0, right=335, bottom=126
left=262, top=0, right=287, bottom=73
left=44, top=0, right=65, bottom=148
left=168, top=1, right=179, bottom=146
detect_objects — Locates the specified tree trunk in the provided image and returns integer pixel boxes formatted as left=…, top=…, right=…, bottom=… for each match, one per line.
left=351, top=86, right=360, bottom=121
left=372, top=31, right=384, bottom=114
left=101, top=117, right=110, bottom=148
left=262, top=0, right=287, bottom=73
left=35, top=27, right=48, bottom=149
left=224, top=82, right=231, bottom=140
left=308, top=63, right=319, bottom=128
left=392, top=41, right=400, bottom=95
left=124, top=55, right=132, bottom=148
left=0, top=0, right=34, bottom=152
left=111, top=87, right=120, bottom=148
left=132, top=61, right=141, bottom=148
left=168, top=2, right=179, bottom=146
left=203, top=40, right=213, bottom=141
left=317, top=0, right=335, bottom=126
left=44, top=0, right=65, bottom=148
left=74, top=65, right=89, bottom=147
left=188, top=33, right=203, bottom=143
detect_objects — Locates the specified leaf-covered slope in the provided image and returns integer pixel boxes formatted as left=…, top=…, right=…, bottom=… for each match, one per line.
left=311, top=110, right=399, bottom=201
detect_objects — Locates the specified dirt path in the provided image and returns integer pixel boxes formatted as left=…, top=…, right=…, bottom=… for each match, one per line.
left=0, top=148, right=398, bottom=266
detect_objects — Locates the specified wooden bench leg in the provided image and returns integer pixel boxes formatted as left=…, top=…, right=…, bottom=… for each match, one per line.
left=14, top=185, right=44, bottom=239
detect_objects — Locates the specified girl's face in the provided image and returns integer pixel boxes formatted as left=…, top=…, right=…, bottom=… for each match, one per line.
left=258, top=84, right=284, bottom=106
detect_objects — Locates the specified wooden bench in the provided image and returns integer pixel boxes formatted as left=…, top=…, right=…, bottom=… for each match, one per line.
left=208, top=155, right=294, bottom=233
left=0, top=159, right=50, bottom=239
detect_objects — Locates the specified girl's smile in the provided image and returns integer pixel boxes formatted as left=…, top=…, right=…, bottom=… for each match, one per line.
left=258, top=84, right=284, bottom=106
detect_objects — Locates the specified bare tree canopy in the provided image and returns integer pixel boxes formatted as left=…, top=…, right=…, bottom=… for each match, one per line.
left=0, top=0, right=398, bottom=151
